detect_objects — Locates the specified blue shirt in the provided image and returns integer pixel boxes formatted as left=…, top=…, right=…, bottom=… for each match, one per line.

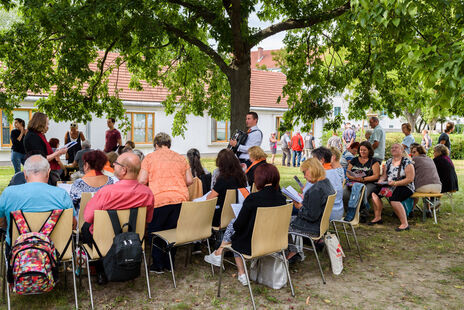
left=303, top=169, right=344, bottom=221
left=402, top=134, right=415, bottom=154
left=0, top=182, right=74, bottom=244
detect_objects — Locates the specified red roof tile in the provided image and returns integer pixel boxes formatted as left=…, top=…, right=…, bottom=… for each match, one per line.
left=250, top=49, right=282, bottom=70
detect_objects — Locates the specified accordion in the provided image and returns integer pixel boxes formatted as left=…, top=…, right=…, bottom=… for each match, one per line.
left=227, top=130, right=248, bottom=155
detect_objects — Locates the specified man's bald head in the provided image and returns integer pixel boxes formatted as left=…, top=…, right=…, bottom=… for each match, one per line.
left=116, top=152, right=141, bottom=179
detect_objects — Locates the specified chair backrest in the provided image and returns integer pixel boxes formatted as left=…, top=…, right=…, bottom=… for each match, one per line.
left=251, top=183, right=257, bottom=193
left=188, top=177, right=203, bottom=201
left=351, top=186, right=366, bottom=225
left=250, top=203, right=293, bottom=258
left=57, top=181, right=73, bottom=184
left=342, top=179, right=346, bottom=188
left=92, top=207, right=147, bottom=257
left=10, top=208, right=74, bottom=260
left=176, top=198, right=217, bottom=245
left=78, top=192, right=94, bottom=230
left=219, top=189, right=236, bottom=229
left=318, top=193, right=337, bottom=239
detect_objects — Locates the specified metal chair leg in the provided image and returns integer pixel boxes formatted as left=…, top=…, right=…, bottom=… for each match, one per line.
left=206, top=239, right=214, bottom=276
left=433, top=206, right=438, bottom=224
left=332, top=221, right=341, bottom=245
left=281, top=250, right=295, bottom=297
left=217, top=249, right=226, bottom=297
left=4, top=248, right=10, bottom=310
left=341, top=223, right=351, bottom=250
left=142, top=250, right=152, bottom=299
left=84, top=254, right=94, bottom=310
left=71, top=251, right=78, bottom=309
left=168, top=250, right=176, bottom=288
left=309, top=238, right=326, bottom=284
left=422, top=198, right=427, bottom=222
left=237, top=252, right=256, bottom=310
left=349, top=224, right=362, bottom=262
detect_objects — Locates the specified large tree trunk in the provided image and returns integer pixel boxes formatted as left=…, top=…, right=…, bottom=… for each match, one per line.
left=228, top=55, right=251, bottom=134
left=404, top=108, right=421, bottom=133
left=428, top=117, right=438, bottom=132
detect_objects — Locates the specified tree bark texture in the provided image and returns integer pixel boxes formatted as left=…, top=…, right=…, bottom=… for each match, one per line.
left=228, top=58, right=251, bottom=134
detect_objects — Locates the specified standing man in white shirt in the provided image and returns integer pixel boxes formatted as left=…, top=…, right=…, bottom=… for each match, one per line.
left=229, top=112, right=263, bottom=167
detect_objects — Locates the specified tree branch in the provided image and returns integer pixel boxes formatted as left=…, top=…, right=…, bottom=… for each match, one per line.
left=160, top=22, right=231, bottom=75
left=88, top=40, right=118, bottom=100
left=249, top=2, right=351, bottom=47
left=164, top=0, right=219, bottom=25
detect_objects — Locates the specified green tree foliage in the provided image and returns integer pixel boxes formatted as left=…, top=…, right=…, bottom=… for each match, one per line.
left=277, top=0, right=464, bottom=130
left=0, top=0, right=351, bottom=135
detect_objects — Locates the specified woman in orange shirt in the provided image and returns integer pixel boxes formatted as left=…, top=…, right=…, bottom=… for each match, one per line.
left=138, top=132, right=193, bottom=274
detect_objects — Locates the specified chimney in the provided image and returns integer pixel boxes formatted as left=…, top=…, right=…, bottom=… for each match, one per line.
left=257, top=47, right=264, bottom=62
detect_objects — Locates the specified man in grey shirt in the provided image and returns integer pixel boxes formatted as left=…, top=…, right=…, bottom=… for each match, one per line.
left=229, top=112, right=263, bottom=166
left=304, top=131, right=315, bottom=159
left=368, top=116, right=385, bottom=162
left=70, top=140, right=93, bottom=173
left=280, top=131, right=292, bottom=166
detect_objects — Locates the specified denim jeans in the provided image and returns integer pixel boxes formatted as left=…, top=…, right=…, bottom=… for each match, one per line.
left=292, top=150, right=302, bottom=167
left=11, top=151, right=25, bottom=174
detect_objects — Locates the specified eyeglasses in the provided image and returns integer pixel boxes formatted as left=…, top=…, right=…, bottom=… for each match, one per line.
left=113, top=161, right=125, bottom=168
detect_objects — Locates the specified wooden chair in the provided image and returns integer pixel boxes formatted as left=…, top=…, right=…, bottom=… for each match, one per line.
left=217, top=203, right=294, bottom=310
left=251, top=183, right=257, bottom=193
left=151, top=198, right=217, bottom=288
left=411, top=192, right=443, bottom=224
left=288, top=193, right=337, bottom=284
left=57, top=181, right=73, bottom=184
left=331, top=186, right=366, bottom=261
left=5, top=208, right=77, bottom=310
left=188, top=177, right=203, bottom=200
left=212, top=190, right=236, bottom=231
left=81, top=207, right=151, bottom=309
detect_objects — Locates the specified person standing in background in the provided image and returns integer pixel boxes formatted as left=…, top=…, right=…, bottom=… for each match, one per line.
left=304, top=131, right=315, bottom=160
left=401, top=123, right=415, bottom=155
left=64, top=123, right=85, bottom=164
left=342, top=122, right=356, bottom=150
left=438, top=121, right=454, bottom=152
left=104, top=118, right=122, bottom=153
left=291, top=131, right=304, bottom=167
left=421, top=129, right=432, bottom=152
left=10, top=118, right=26, bottom=173
left=368, top=116, right=386, bottom=162
left=228, top=112, right=262, bottom=167
left=280, top=131, right=291, bottom=167
left=327, top=131, right=343, bottom=152
left=269, top=132, right=277, bottom=164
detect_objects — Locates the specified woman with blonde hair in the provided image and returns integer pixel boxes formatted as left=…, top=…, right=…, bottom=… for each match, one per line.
left=245, top=146, right=267, bottom=188
left=286, top=158, right=335, bottom=262
left=329, top=146, right=345, bottom=181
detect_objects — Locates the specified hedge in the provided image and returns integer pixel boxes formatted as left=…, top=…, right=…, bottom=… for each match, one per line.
left=321, top=131, right=464, bottom=160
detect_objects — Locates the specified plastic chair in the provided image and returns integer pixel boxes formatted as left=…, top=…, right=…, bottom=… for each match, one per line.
left=288, top=193, right=337, bottom=284
left=217, top=203, right=294, bottom=310
left=151, top=198, right=217, bottom=288
left=212, top=190, right=236, bottom=231
left=5, top=208, right=77, bottom=310
left=81, top=207, right=151, bottom=309
left=331, top=186, right=366, bottom=261
left=188, top=177, right=203, bottom=200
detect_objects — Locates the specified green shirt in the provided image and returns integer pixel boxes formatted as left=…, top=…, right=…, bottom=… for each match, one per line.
left=369, top=125, right=386, bottom=161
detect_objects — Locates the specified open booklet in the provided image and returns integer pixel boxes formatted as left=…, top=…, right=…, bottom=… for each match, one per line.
left=282, top=186, right=303, bottom=203
left=346, top=170, right=366, bottom=178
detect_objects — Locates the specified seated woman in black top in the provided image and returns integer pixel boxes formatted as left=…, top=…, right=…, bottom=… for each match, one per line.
left=207, top=149, right=247, bottom=226
left=204, top=163, right=286, bottom=286
left=245, top=146, right=267, bottom=189
left=187, top=148, right=211, bottom=194
left=433, top=144, right=459, bottom=193
left=287, top=158, right=335, bottom=261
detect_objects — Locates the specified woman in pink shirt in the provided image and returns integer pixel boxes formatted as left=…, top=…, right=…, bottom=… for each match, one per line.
left=138, top=132, right=193, bottom=274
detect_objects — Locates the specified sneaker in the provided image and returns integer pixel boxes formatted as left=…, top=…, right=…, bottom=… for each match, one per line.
left=237, top=274, right=248, bottom=286
left=204, top=252, right=222, bottom=267
left=149, top=264, right=164, bottom=274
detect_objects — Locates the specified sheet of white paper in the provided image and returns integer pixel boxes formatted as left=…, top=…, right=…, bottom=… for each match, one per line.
left=58, top=183, right=73, bottom=194
left=237, top=186, right=251, bottom=204
left=231, top=203, right=243, bottom=218
left=60, top=141, right=77, bottom=150
left=193, top=191, right=211, bottom=202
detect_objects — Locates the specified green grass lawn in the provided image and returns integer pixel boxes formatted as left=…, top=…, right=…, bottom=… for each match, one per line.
left=0, top=156, right=463, bottom=309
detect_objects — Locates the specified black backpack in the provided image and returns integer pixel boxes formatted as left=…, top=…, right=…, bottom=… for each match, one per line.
left=103, top=209, right=142, bottom=282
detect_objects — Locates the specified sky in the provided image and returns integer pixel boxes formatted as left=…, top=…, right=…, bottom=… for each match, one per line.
left=248, top=12, right=286, bottom=51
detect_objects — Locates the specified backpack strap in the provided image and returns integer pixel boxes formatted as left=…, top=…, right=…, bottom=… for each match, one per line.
left=38, top=209, right=63, bottom=237
left=11, top=210, right=32, bottom=235
left=107, top=210, right=122, bottom=235
left=127, top=208, right=138, bottom=233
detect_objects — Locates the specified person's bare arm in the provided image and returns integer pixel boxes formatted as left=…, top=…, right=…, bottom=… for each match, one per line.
left=138, top=168, right=149, bottom=185
left=372, top=141, right=379, bottom=150
left=185, top=169, right=193, bottom=186
left=0, top=217, right=6, bottom=229
left=391, top=164, right=415, bottom=186
left=80, top=132, right=86, bottom=141
left=439, top=140, right=446, bottom=145
left=364, top=162, right=380, bottom=182
left=46, top=148, right=67, bottom=162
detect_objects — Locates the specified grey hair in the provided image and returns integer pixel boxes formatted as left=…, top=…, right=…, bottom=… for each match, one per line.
left=132, top=149, right=145, bottom=161
left=24, top=155, right=50, bottom=175
left=365, top=129, right=373, bottom=135
left=81, top=140, right=91, bottom=149
left=434, top=144, right=450, bottom=157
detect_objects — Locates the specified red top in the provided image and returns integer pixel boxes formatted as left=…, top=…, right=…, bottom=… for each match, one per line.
left=104, top=129, right=121, bottom=152
left=37, top=132, right=60, bottom=170
left=83, top=179, right=154, bottom=233
left=291, top=134, right=304, bottom=151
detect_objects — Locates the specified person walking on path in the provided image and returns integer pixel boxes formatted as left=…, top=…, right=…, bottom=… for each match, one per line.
left=291, top=131, right=304, bottom=167
left=368, top=116, right=386, bottom=162
left=104, top=118, right=122, bottom=153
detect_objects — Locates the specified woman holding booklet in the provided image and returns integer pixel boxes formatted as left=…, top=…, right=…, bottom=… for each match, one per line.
left=204, top=163, right=286, bottom=286
left=343, top=141, right=380, bottom=220
left=286, top=158, right=335, bottom=263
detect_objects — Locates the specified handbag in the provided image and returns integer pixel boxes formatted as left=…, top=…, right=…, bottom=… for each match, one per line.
left=249, top=253, right=287, bottom=289
left=324, top=232, right=345, bottom=275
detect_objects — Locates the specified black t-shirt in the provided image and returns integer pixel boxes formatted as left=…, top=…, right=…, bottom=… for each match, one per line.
left=350, top=157, right=380, bottom=177
left=213, top=176, right=242, bottom=208
left=10, top=129, right=25, bottom=154
left=438, top=133, right=451, bottom=150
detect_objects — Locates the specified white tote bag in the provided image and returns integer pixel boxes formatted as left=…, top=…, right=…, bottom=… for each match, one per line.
left=249, top=253, right=287, bottom=289
left=324, top=232, right=345, bottom=275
